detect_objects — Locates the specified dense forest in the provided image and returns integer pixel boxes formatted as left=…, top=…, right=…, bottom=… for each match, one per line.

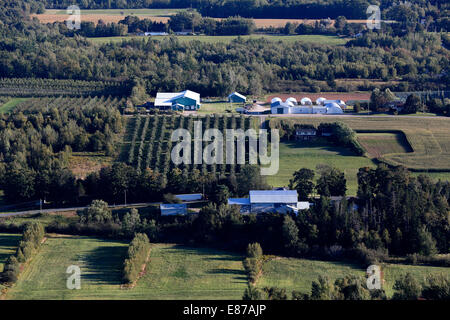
left=1, top=30, right=448, bottom=96
left=0, top=96, right=125, bottom=203
left=0, top=1, right=448, bottom=96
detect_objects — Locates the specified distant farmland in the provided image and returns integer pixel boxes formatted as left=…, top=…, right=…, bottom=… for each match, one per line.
left=32, top=9, right=369, bottom=28
left=357, top=133, right=413, bottom=159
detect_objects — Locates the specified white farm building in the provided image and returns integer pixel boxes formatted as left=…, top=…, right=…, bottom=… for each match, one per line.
left=270, top=96, right=345, bottom=115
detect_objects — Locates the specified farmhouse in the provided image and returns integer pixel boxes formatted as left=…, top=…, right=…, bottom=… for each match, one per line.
left=155, top=90, right=201, bottom=111
left=228, top=92, right=247, bottom=103
left=160, top=203, right=188, bottom=216
left=228, top=190, right=310, bottom=214
left=295, top=127, right=317, bottom=140
left=270, top=97, right=344, bottom=115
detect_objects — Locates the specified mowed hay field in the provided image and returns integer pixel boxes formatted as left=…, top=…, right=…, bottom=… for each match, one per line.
left=270, top=116, right=450, bottom=171
left=357, top=133, right=413, bottom=158
left=5, top=236, right=247, bottom=300
left=258, top=257, right=450, bottom=298
left=267, top=141, right=375, bottom=195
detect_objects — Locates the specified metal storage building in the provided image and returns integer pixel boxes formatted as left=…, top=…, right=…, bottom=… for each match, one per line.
left=228, top=92, right=247, bottom=103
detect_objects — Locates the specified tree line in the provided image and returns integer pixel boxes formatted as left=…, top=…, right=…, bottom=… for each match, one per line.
left=0, top=222, right=45, bottom=284
left=123, top=232, right=151, bottom=283
left=1, top=2, right=448, bottom=96
left=3, top=164, right=445, bottom=266
left=244, top=273, right=450, bottom=300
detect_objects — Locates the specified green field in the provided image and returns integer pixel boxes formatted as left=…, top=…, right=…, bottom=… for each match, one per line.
left=357, top=132, right=413, bottom=158
left=197, top=101, right=239, bottom=114
left=0, top=98, right=28, bottom=114
left=269, top=116, right=450, bottom=172
left=5, top=236, right=247, bottom=300
left=258, top=256, right=450, bottom=298
left=45, top=8, right=187, bottom=16
left=89, top=34, right=349, bottom=45
left=5, top=234, right=449, bottom=299
left=267, top=140, right=375, bottom=195
left=0, top=233, right=21, bottom=272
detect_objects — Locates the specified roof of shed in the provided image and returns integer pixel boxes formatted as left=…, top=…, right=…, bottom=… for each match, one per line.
left=228, top=198, right=251, bottom=206
left=249, top=190, right=298, bottom=204
left=228, top=92, right=246, bottom=99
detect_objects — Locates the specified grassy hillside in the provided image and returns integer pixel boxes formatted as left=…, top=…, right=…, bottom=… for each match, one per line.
left=5, top=236, right=247, bottom=300
left=267, top=140, right=375, bottom=195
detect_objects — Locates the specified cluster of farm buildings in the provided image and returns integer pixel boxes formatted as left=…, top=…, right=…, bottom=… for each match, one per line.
left=160, top=190, right=312, bottom=216
left=143, top=90, right=347, bottom=115
left=269, top=96, right=345, bottom=115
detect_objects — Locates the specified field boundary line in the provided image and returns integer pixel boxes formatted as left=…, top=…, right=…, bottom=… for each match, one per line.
left=120, top=248, right=152, bottom=290
left=0, top=236, right=48, bottom=300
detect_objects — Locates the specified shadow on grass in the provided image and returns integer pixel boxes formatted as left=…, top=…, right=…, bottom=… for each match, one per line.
left=0, top=234, right=21, bottom=263
left=206, top=256, right=243, bottom=262
left=208, top=268, right=246, bottom=278
left=82, top=245, right=128, bottom=285
left=283, top=140, right=357, bottom=157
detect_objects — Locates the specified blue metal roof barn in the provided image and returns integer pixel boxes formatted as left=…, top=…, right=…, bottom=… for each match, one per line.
left=249, top=190, right=298, bottom=204
left=228, top=92, right=247, bottom=103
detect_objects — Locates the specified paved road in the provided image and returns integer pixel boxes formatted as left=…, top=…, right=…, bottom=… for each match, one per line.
left=0, top=202, right=162, bottom=218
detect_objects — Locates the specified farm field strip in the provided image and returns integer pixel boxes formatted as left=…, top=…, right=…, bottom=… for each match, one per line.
left=122, top=115, right=257, bottom=175
left=6, top=234, right=448, bottom=300
left=258, top=256, right=450, bottom=298
left=33, top=10, right=371, bottom=28
left=357, top=133, right=413, bottom=158
left=269, top=116, right=450, bottom=171
left=42, top=8, right=186, bottom=16
left=4, top=96, right=126, bottom=114
left=5, top=237, right=247, bottom=300
left=267, top=141, right=375, bottom=195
